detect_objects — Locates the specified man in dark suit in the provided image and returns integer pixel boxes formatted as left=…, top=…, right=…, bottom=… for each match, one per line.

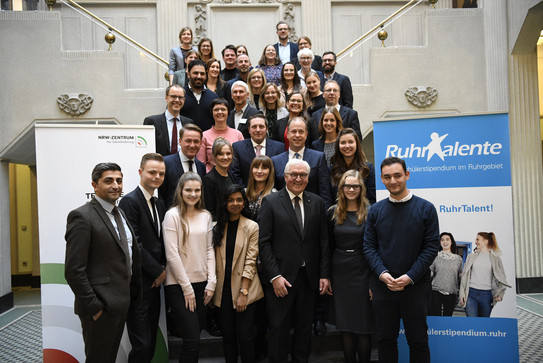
left=143, top=85, right=194, bottom=157
left=159, top=123, right=206, bottom=208
left=180, top=59, right=218, bottom=132
left=258, top=158, right=330, bottom=363
left=118, top=153, right=167, bottom=363
left=65, top=163, right=142, bottom=363
left=363, top=157, right=439, bottom=363
left=274, top=21, right=299, bottom=64
left=322, top=51, right=354, bottom=109
left=226, top=81, right=260, bottom=139
left=231, top=114, right=284, bottom=186
left=223, top=54, right=252, bottom=109
left=312, top=80, right=362, bottom=141
left=272, top=117, right=333, bottom=209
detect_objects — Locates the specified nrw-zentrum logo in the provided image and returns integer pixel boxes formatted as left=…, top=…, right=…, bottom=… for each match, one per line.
left=386, top=132, right=503, bottom=161
left=136, top=136, right=148, bottom=148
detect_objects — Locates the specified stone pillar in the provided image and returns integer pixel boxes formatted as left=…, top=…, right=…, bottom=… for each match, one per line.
left=508, top=52, right=543, bottom=278
left=300, top=0, right=332, bottom=54
left=156, top=0, right=189, bottom=80
left=0, top=161, right=13, bottom=313
left=483, top=0, right=509, bottom=110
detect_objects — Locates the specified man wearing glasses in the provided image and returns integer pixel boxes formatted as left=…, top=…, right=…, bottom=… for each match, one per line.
left=258, top=158, right=330, bottom=363
left=271, top=117, right=333, bottom=209
left=322, top=51, right=354, bottom=109
left=144, top=84, right=194, bottom=156
left=274, top=21, right=299, bottom=64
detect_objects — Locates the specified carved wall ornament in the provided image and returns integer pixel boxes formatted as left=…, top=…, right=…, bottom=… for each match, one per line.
left=194, top=5, right=207, bottom=43
left=283, top=3, right=297, bottom=43
left=405, top=86, right=438, bottom=108
left=57, top=93, right=93, bottom=116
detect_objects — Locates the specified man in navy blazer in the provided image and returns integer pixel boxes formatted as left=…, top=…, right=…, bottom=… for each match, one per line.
left=271, top=117, right=333, bottom=209
left=143, top=85, right=194, bottom=157
left=179, top=60, right=218, bottom=132
left=312, top=80, right=362, bottom=141
left=274, top=21, right=299, bottom=64
left=231, top=114, right=284, bottom=186
left=119, top=153, right=167, bottom=363
left=322, top=51, right=354, bottom=109
left=226, top=81, right=261, bottom=139
left=159, top=124, right=206, bottom=208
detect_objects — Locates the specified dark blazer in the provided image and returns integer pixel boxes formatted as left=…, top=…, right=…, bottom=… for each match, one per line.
left=179, top=86, right=218, bottom=132
left=294, top=55, right=323, bottom=73
left=226, top=105, right=261, bottom=139
left=312, top=106, right=362, bottom=141
left=311, top=138, right=325, bottom=152
left=119, top=187, right=166, bottom=292
left=274, top=42, right=299, bottom=64
left=272, top=116, right=320, bottom=148
left=330, top=72, right=354, bottom=109
left=143, top=113, right=193, bottom=156
left=202, top=168, right=235, bottom=220
left=271, top=149, right=333, bottom=209
left=159, top=153, right=206, bottom=209
left=258, top=188, right=330, bottom=289
left=65, top=198, right=142, bottom=317
left=230, top=138, right=285, bottom=186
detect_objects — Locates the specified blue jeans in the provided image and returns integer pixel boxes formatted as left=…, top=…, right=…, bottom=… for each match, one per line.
left=465, top=287, right=493, bottom=317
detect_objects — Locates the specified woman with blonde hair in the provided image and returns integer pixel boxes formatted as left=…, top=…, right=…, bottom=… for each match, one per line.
left=169, top=26, right=197, bottom=84
left=163, top=171, right=216, bottom=363
left=328, top=169, right=374, bottom=363
left=305, top=71, right=325, bottom=116
left=212, top=185, right=264, bottom=363
left=259, top=83, right=288, bottom=140
left=459, top=232, right=510, bottom=317
left=206, top=58, right=227, bottom=97
left=247, top=68, right=266, bottom=110
left=245, top=155, right=276, bottom=220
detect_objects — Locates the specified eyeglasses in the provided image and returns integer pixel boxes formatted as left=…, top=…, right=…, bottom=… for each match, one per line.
left=250, top=76, right=263, bottom=80
left=343, top=184, right=361, bottom=191
left=277, top=27, right=289, bottom=32
left=300, top=57, right=312, bottom=61
left=287, top=173, right=308, bottom=180
left=322, top=59, right=335, bottom=63
left=169, top=95, right=185, bottom=100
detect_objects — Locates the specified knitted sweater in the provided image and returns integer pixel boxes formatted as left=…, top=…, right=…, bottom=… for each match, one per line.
left=430, top=251, right=463, bottom=295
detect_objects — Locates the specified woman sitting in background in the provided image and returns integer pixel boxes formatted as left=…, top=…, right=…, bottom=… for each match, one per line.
left=212, top=185, right=264, bottom=363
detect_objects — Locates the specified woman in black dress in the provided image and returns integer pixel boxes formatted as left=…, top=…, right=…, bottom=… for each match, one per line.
left=203, top=137, right=235, bottom=220
left=328, top=169, right=375, bottom=363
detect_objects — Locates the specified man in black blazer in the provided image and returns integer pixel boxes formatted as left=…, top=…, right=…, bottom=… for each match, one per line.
left=226, top=81, right=261, bottom=139
left=258, top=158, right=330, bottom=363
left=272, top=117, right=333, bottom=209
left=65, top=163, right=142, bottom=363
left=118, top=153, right=167, bottom=363
left=231, top=114, right=284, bottom=186
left=159, top=124, right=206, bottom=208
left=322, top=51, right=354, bottom=109
left=274, top=21, right=299, bottom=64
left=222, top=54, right=252, bottom=110
left=312, top=80, right=362, bottom=141
left=179, top=59, right=218, bottom=132
left=143, top=85, right=194, bottom=156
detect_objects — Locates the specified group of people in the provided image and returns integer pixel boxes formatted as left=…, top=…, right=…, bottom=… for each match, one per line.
left=63, top=20, right=508, bottom=363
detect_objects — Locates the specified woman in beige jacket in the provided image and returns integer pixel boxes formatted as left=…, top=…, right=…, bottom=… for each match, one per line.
left=212, top=184, right=264, bottom=363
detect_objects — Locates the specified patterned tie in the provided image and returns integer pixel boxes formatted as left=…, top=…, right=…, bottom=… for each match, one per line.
left=171, top=118, right=178, bottom=154
left=255, top=144, right=263, bottom=156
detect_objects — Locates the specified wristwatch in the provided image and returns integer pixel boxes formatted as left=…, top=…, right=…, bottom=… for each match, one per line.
left=240, top=288, right=249, bottom=296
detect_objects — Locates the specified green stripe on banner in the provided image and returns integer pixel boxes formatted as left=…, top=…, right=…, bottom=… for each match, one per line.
left=152, top=327, right=169, bottom=362
left=41, top=263, right=68, bottom=285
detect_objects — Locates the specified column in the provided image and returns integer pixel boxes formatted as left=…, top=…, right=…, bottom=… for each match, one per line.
left=300, top=0, right=332, bottom=54
left=156, top=0, right=189, bottom=80
left=508, top=53, right=543, bottom=278
left=0, top=161, right=13, bottom=313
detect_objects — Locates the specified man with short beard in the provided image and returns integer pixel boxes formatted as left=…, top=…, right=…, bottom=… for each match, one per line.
left=322, top=51, right=354, bottom=109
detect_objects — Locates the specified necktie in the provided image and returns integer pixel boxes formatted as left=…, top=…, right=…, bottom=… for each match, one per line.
left=188, top=159, right=194, bottom=172
left=150, top=197, right=159, bottom=236
left=171, top=118, right=178, bottom=154
left=112, top=206, right=128, bottom=248
left=255, top=145, right=263, bottom=156
left=294, top=152, right=301, bottom=159
left=294, top=196, right=303, bottom=232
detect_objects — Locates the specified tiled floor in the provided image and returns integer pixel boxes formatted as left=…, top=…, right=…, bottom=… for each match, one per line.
left=1, top=289, right=542, bottom=362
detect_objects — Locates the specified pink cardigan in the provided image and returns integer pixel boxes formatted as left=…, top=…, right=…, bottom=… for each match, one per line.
left=196, top=126, right=244, bottom=172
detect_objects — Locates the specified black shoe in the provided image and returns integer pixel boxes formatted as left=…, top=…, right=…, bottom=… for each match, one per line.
left=313, top=320, right=327, bottom=336
left=206, top=317, right=223, bottom=337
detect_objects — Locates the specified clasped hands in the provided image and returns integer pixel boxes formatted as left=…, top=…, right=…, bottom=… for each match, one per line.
left=272, top=276, right=331, bottom=298
left=380, top=272, right=411, bottom=292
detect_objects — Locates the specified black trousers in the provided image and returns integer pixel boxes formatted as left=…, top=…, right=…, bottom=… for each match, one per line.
left=79, top=309, right=126, bottom=363
left=165, top=282, right=206, bottom=363
left=217, top=290, right=257, bottom=363
left=266, top=268, right=314, bottom=363
left=429, top=290, right=457, bottom=317
left=127, top=286, right=161, bottom=363
left=371, top=281, right=431, bottom=363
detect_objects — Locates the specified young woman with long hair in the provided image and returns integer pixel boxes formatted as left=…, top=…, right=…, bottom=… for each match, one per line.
left=305, top=71, right=325, bottom=116
left=206, top=58, right=226, bottom=97
left=212, top=185, right=264, bottom=363
left=311, top=106, right=343, bottom=167
left=259, top=83, right=288, bottom=141
left=169, top=26, right=197, bottom=84
left=247, top=68, right=266, bottom=110
left=257, top=44, right=282, bottom=86
left=198, top=37, right=215, bottom=63
left=163, top=172, right=216, bottom=363
left=245, top=155, right=276, bottom=220
left=328, top=170, right=375, bottom=363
